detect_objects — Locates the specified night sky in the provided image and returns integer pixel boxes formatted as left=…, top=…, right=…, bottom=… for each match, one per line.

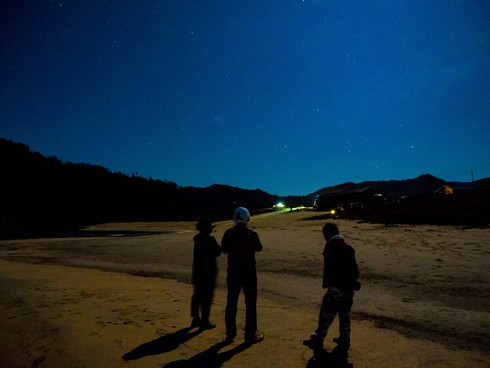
left=1, top=1, right=489, bottom=196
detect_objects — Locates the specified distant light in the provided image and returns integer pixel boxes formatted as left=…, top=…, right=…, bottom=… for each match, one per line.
left=330, top=210, right=336, bottom=215
left=274, top=202, right=285, bottom=209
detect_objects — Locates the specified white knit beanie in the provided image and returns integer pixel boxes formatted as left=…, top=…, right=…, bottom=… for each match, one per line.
left=233, top=207, right=250, bottom=225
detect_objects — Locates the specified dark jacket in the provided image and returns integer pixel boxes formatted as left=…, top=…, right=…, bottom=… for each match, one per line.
left=322, top=235, right=360, bottom=292
left=192, top=233, right=221, bottom=283
left=221, top=224, right=263, bottom=270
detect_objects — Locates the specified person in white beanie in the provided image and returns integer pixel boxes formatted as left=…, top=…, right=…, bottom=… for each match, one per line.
left=221, top=207, right=264, bottom=344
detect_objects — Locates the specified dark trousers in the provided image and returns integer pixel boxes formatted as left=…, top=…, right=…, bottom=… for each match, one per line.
left=315, top=288, right=354, bottom=345
left=225, top=268, right=258, bottom=338
left=191, top=280, right=215, bottom=322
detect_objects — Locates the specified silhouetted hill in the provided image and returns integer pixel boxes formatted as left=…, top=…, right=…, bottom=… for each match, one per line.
left=472, top=176, right=490, bottom=188
left=312, top=174, right=447, bottom=201
left=310, top=174, right=490, bottom=226
left=312, top=173, right=490, bottom=199
left=1, top=137, right=488, bottom=238
left=0, top=138, right=278, bottom=238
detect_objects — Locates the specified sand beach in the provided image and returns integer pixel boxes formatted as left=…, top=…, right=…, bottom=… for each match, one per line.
left=0, top=210, right=488, bottom=367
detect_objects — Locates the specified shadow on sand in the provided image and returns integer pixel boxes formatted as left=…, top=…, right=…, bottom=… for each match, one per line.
left=162, top=340, right=251, bottom=368
left=122, top=327, right=202, bottom=361
left=306, top=345, right=354, bottom=368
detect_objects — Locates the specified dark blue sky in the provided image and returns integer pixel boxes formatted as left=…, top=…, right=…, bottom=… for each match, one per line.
left=1, top=1, right=489, bottom=195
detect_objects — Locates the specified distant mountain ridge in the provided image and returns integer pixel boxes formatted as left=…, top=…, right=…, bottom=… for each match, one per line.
left=311, top=174, right=490, bottom=201
left=0, top=137, right=279, bottom=238
left=1, top=137, right=489, bottom=237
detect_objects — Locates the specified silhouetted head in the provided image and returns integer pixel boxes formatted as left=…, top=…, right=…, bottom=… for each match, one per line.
left=322, top=222, right=339, bottom=241
left=196, top=218, right=214, bottom=233
left=233, top=207, right=250, bottom=225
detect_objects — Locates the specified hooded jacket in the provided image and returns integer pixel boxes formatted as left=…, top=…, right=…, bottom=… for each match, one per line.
left=322, top=235, right=360, bottom=291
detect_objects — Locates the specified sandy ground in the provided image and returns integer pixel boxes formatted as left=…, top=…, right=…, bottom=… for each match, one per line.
left=0, top=210, right=489, bottom=367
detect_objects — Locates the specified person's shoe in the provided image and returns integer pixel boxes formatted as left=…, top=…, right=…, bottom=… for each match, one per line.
left=333, top=336, right=350, bottom=350
left=190, top=317, right=201, bottom=328
left=245, top=334, right=264, bottom=345
left=303, top=335, right=323, bottom=350
left=200, top=321, right=216, bottom=330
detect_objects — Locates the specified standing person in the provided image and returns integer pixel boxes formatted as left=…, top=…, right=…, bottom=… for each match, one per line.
left=191, top=218, right=221, bottom=330
left=221, top=207, right=264, bottom=344
left=303, top=222, right=361, bottom=353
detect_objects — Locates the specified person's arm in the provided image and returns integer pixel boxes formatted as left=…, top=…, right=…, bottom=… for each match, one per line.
left=221, top=231, right=229, bottom=254
left=253, top=232, right=263, bottom=252
left=322, top=263, right=331, bottom=288
left=211, top=236, right=222, bottom=257
left=322, top=245, right=330, bottom=288
left=351, top=248, right=361, bottom=291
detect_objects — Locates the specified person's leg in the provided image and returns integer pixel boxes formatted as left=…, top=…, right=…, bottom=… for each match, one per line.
left=304, top=289, right=338, bottom=349
left=315, top=289, right=338, bottom=338
left=200, top=280, right=216, bottom=329
left=225, top=272, right=241, bottom=340
left=243, top=272, right=258, bottom=338
left=190, top=284, right=201, bottom=327
left=336, top=292, right=353, bottom=349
